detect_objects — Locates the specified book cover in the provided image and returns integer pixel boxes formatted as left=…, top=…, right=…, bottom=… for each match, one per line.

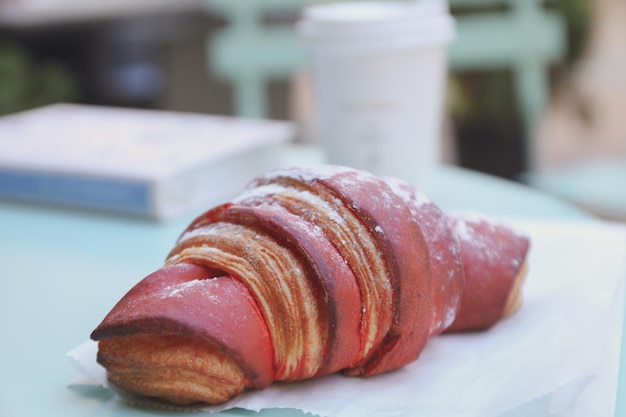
left=0, top=104, right=294, bottom=219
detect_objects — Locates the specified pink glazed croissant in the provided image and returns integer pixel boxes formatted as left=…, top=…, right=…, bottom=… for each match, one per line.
left=91, top=165, right=530, bottom=405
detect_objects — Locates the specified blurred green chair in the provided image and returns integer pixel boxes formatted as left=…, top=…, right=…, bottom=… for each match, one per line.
left=205, top=0, right=306, bottom=119
left=204, top=0, right=566, bottom=168
left=448, top=0, right=566, bottom=169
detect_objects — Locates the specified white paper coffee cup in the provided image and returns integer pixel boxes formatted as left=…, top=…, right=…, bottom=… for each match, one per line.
left=297, top=0, right=455, bottom=184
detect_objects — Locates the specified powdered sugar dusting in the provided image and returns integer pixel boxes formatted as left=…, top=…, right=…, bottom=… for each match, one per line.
left=286, top=188, right=347, bottom=227
left=449, top=210, right=529, bottom=240
left=433, top=300, right=460, bottom=333
left=232, top=183, right=288, bottom=204
left=412, top=189, right=432, bottom=208
left=453, top=216, right=474, bottom=243
left=235, top=182, right=348, bottom=228
left=384, top=176, right=431, bottom=212
left=453, top=216, right=501, bottom=263
left=449, top=211, right=529, bottom=267
left=256, top=165, right=354, bottom=185
left=303, top=164, right=355, bottom=179
left=159, top=279, right=209, bottom=299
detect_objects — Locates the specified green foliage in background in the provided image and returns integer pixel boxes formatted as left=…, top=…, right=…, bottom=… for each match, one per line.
left=0, top=42, right=78, bottom=116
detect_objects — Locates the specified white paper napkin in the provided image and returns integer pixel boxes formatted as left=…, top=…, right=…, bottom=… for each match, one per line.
left=68, top=219, right=626, bottom=417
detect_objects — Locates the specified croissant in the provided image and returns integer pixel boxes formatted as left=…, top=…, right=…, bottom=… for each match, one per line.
left=91, top=165, right=530, bottom=405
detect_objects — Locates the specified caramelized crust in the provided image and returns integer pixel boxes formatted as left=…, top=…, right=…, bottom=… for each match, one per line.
left=99, top=335, right=246, bottom=406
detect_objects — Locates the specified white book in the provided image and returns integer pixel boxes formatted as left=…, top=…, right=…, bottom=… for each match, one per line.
left=0, top=104, right=294, bottom=220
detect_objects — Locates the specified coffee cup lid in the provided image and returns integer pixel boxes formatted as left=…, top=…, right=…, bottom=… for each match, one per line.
left=297, top=0, right=455, bottom=45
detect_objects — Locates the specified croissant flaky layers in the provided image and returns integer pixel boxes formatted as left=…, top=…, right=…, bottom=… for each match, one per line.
left=91, top=165, right=530, bottom=405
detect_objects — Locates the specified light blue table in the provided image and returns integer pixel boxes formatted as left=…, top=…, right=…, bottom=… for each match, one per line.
left=1, top=163, right=619, bottom=417
left=525, top=158, right=626, bottom=222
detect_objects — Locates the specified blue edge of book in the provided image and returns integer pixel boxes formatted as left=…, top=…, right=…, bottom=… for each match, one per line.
left=0, top=169, right=151, bottom=215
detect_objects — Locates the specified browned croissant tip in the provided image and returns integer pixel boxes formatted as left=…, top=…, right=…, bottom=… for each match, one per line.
left=98, top=334, right=250, bottom=405
left=91, top=264, right=275, bottom=392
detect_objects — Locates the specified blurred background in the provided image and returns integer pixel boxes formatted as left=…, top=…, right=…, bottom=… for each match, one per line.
left=1, top=0, right=624, bottom=218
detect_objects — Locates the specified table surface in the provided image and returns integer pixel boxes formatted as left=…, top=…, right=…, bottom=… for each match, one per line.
left=526, top=158, right=626, bottom=222
left=0, top=160, right=619, bottom=417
